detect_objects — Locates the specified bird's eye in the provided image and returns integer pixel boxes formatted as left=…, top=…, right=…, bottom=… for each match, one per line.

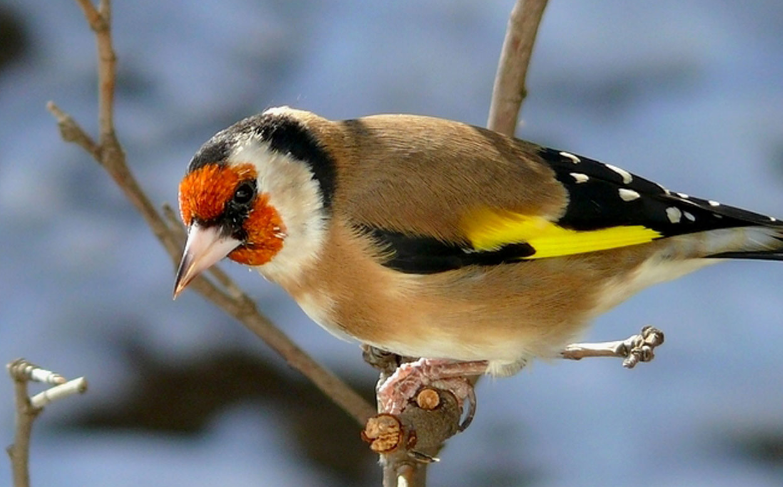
left=232, top=182, right=255, bottom=206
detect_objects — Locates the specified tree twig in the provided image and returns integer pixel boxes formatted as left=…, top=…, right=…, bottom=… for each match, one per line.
left=487, top=0, right=549, bottom=137
left=6, top=359, right=88, bottom=487
left=7, top=370, right=34, bottom=487
left=50, top=0, right=375, bottom=426
left=30, top=378, right=89, bottom=409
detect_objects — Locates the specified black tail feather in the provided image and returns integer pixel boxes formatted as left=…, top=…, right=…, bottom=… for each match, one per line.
left=707, top=251, right=783, bottom=261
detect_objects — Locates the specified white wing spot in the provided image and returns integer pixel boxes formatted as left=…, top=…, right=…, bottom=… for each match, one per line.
left=605, top=164, right=633, bottom=184
left=560, top=151, right=581, bottom=164
left=684, top=211, right=696, bottom=222
left=656, top=183, right=671, bottom=195
left=618, top=188, right=640, bottom=201
left=708, top=200, right=720, bottom=207
left=570, top=172, right=589, bottom=184
left=676, top=192, right=689, bottom=199
left=771, top=216, right=778, bottom=222
left=666, top=207, right=682, bottom=224
left=714, top=214, right=723, bottom=219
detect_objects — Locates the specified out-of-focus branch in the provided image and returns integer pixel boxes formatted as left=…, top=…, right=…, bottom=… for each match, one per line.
left=487, top=0, right=549, bottom=137
left=376, top=2, right=551, bottom=485
left=6, top=359, right=87, bottom=487
left=50, top=0, right=375, bottom=426
left=7, top=366, right=36, bottom=487
left=30, top=378, right=89, bottom=409
left=73, top=0, right=116, bottom=143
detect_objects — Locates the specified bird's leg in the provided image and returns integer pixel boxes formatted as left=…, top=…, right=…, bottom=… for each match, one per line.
left=361, top=344, right=404, bottom=375
left=377, top=358, right=488, bottom=427
left=560, top=325, right=665, bottom=368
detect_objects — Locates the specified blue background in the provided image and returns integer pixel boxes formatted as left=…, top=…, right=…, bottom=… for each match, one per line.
left=1, top=1, right=783, bottom=485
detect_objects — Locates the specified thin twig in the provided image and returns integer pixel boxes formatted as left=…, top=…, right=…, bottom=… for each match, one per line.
left=487, top=0, right=549, bottom=136
left=30, top=378, right=89, bottom=409
left=51, top=0, right=375, bottom=426
left=47, top=102, right=100, bottom=159
left=74, top=0, right=115, bottom=143
left=7, top=372, right=35, bottom=487
left=73, top=0, right=100, bottom=25
left=8, top=360, right=66, bottom=386
left=6, top=359, right=88, bottom=487
left=161, top=203, right=187, bottom=241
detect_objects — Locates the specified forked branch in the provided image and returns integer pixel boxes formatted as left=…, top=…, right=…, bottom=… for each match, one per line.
left=6, top=359, right=88, bottom=487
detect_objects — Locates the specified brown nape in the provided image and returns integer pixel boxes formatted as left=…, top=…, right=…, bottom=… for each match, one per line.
left=178, top=162, right=257, bottom=225
left=228, top=193, right=286, bottom=266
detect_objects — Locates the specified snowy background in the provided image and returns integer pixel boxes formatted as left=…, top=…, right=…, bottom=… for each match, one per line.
left=2, top=1, right=783, bottom=486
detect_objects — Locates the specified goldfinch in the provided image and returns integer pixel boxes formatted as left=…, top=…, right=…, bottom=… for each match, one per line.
left=174, top=106, right=782, bottom=410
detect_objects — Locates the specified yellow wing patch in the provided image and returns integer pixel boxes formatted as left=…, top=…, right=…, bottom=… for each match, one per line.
left=461, top=208, right=661, bottom=259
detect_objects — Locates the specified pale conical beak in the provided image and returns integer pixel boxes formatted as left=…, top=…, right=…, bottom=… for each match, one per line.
left=173, top=224, right=241, bottom=299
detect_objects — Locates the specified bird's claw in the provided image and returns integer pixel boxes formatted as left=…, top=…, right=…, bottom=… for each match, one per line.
left=376, top=358, right=482, bottom=431
left=620, top=325, right=665, bottom=368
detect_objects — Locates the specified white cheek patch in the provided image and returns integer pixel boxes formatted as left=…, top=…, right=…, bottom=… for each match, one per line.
left=228, top=140, right=327, bottom=285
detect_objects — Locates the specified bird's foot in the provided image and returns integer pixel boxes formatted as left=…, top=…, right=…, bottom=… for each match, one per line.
left=361, top=344, right=404, bottom=375
left=377, top=358, right=488, bottom=431
left=561, top=325, right=665, bottom=368
left=619, top=325, right=665, bottom=368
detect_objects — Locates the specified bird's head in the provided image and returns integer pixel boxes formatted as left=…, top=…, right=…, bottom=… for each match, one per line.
left=173, top=107, right=333, bottom=298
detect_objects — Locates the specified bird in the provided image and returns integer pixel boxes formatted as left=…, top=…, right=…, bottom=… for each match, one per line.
left=173, top=106, right=782, bottom=415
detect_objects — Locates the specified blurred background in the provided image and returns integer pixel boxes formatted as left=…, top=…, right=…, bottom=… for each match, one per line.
left=2, top=1, right=783, bottom=485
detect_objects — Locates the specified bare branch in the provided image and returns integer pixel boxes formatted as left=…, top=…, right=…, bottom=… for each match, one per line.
left=161, top=203, right=187, bottom=240
left=487, top=0, right=549, bottom=136
left=30, top=378, right=88, bottom=409
left=73, top=0, right=115, bottom=143
left=47, top=101, right=100, bottom=160
left=8, top=359, right=66, bottom=386
left=6, top=359, right=88, bottom=487
left=73, top=0, right=100, bottom=26
left=7, top=361, right=36, bottom=487
left=98, top=0, right=110, bottom=19
left=561, top=326, right=665, bottom=368
left=50, top=0, right=375, bottom=426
